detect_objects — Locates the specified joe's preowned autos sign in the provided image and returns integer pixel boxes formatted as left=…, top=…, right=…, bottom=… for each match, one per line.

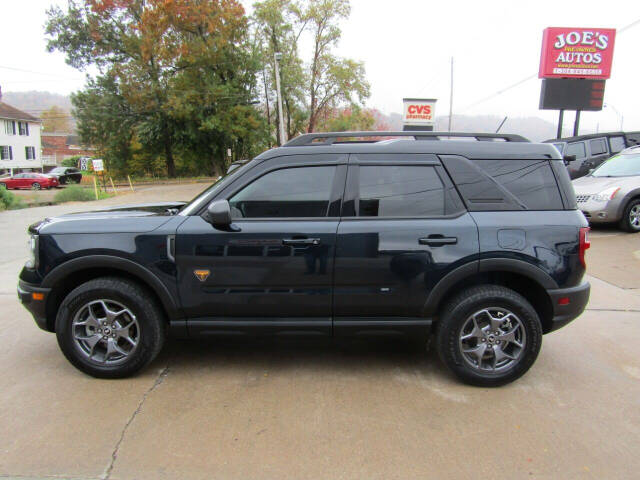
left=539, top=27, right=616, bottom=79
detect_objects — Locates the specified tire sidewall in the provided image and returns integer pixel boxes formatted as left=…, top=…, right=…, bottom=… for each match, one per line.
left=56, top=280, right=163, bottom=378
left=622, top=199, right=640, bottom=232
left=438, top=287, right=543, bottom=386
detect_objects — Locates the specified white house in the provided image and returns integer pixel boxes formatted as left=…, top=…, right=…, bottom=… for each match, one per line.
left=0, top=96, right=43, bottom=174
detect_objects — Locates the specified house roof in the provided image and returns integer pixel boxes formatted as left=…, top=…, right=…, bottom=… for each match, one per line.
left=0, top=102, right=40, bottom=122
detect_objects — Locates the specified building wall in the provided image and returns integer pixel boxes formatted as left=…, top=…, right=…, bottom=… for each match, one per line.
left=41, top=133, right=94, bottom=166
left=0, top=119, right=42, bottom=171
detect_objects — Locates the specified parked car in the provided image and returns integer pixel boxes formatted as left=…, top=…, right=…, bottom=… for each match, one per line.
left=48, top=167, right=83, bottom=184
left=572, top=145, right=640, bottom=232
left=18, top=131, right=590, bottom=386
left=0, top=173, right=59, bottom=190
left=544, top=131, right=640, bottom=179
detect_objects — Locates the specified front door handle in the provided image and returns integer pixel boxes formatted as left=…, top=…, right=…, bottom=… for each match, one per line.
left=419, top=235, right=458, bottom=246
left=282, top=238, right=321, bottom=246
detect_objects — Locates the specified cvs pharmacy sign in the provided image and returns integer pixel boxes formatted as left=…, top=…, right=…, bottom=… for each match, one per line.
left=403, top=98, right=436, bottom=126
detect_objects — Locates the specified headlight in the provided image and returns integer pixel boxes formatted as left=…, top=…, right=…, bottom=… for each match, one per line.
left=592, top=186, right=621, bottom=202
left=25, top=234, right=38, bottom=269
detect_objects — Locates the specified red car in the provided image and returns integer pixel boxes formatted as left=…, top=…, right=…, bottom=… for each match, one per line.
left=0, top=173, right=59, bottom=190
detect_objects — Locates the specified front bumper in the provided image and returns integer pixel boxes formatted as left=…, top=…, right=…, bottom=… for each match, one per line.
left=18, top=280, right=52, bottom=332
left=545, top=282, right=590, bottom=332
left=577, top=197, right=622, bottom=224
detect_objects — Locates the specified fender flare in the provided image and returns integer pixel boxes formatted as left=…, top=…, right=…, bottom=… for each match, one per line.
left=423, top=258, right=557, bottom=317
left=42, top=255, right=181, bottom=320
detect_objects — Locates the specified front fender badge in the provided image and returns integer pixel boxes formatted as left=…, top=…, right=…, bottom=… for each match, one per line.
left=194, top=269, right=210, bottom=282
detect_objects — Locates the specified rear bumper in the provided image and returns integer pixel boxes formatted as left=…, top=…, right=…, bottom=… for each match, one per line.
left=17, top=280, right=52, bottom=332
left=545, top=282, right=590, bottom=333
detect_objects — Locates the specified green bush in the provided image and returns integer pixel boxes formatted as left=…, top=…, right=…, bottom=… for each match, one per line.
left=54, top=185, right=110, bottom=203
left=62, top=156, right=83, bottom=168
left=0, top=187, right=27, bottom=210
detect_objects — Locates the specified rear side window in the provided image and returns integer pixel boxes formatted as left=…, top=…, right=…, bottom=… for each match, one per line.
left=441, top=156, right=564, bottom=211
left=358, top=166, right=445, bottom=217
left=609, top=136, right=625, bottom=153
left=589, top=138, right=607, bottom=155
left=566, top=142, right=586, bottom=159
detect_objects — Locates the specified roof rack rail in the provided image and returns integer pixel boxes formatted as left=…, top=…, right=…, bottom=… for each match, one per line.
left=283, top=131, right=530, bottom=147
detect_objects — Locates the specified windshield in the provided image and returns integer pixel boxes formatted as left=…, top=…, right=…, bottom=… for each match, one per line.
left=591, top=153, right=640, bottom=177
left=50, top=167, right=65, bottom=173
left=179, top=160, right=254, bottom=215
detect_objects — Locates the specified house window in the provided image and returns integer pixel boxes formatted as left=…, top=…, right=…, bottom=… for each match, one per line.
left=25, top=147, right=36, bottom=160
left=0, top=146, right=13, bottom=160
left=4, top=120, right=16, bottom=135
left=18, top=122, right=29, bottom=136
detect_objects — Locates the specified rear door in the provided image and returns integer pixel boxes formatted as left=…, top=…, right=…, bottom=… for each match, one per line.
left=587, top=137, right=610, bottom=170
left=333, top=153, right=479, bottom=331
left=175, top=154, right=347, bottom=335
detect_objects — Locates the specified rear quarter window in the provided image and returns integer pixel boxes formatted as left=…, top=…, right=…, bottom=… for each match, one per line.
left=441, top=156, right=564, bottom=211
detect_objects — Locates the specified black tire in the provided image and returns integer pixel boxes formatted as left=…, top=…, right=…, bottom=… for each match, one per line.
left=618, top=198, right=640, bottom=233
left=31, top=182, right=41, bottom=190
left=55, top=277, right=166, bottom=378
left=435, top=285, right=543, bottom=387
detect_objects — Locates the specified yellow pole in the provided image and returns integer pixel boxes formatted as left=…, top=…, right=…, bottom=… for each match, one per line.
left=93, top=176, right=99, bottom=200
left=109, top=177, right=118, bottom=195
left=127, top=175, right=134, bottom=192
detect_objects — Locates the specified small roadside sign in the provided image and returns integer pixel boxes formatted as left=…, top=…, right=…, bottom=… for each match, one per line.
left=92, top=159, right=104, bottom=172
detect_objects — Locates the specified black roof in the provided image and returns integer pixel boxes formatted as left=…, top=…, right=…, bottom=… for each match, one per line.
left=258, top=131, right=561, bottom=161
left=543, top=131, right=640, bottom=144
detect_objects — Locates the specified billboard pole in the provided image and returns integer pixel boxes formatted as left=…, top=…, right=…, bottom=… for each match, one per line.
left=573, top=110, right=581, bottom=136
left=557, top=110, right=564, bottom=139
left=448, top=57, right=454, bottom=132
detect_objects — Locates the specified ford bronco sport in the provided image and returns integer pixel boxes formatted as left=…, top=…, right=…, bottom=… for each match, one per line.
left=18, top=132, right=591, bottom=386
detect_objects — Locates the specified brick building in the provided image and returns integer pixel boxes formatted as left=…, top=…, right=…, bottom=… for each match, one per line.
left=41, top=133, right=94, bottom=167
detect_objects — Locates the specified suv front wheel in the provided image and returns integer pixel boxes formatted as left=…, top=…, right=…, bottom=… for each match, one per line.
left=55, top=277, right=166, bottom=378
left=436, top=285, right=543, bottom=387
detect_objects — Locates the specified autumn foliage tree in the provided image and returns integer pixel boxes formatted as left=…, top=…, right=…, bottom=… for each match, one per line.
left=40, top=105, right=73, bottom=133
left=46, top=0, right=267, bottom=177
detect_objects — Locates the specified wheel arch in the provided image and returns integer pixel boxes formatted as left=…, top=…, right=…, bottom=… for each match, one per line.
left=424, top=260, right=556, bottom=334
left=42, top=255, right=180, bottom=332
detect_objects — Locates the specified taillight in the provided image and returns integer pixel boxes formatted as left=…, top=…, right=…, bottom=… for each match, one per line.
left=579, top=227, right=590, bottom=268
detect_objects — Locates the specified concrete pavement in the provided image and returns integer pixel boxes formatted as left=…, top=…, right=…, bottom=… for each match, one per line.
left=1, top=184, right=639, bottom=480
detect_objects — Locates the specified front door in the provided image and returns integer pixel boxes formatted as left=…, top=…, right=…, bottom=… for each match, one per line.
left=175, top=156, right=347, bottom=335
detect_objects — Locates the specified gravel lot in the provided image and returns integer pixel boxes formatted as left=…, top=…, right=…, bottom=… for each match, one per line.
left=1, top=183, right=639, bottom=480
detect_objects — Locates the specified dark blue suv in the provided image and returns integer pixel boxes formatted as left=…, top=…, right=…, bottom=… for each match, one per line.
left=18, top=132, right=590, bottom=386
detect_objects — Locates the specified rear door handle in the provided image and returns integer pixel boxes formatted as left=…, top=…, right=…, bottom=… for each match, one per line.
left=419, top=235, right=458, bottom=246
left=282, top=238, right=321, bottom=246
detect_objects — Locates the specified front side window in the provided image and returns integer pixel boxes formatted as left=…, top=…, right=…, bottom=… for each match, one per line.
left=566, top=142, right=586, bottom=159
left=609, top=136, right=626, bottom=153
left=358, top=166, right=445, bottom=217
left=229, top=166, right=336, bottom=218
left=589, top=138, right=607, bottom=156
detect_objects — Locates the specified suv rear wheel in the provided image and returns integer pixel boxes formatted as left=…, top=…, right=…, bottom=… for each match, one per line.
left=619, top=198, right=640, bottom=233
left=435, top=285, right=542, bottom=387
left=55, top=277, right=166, bottom=378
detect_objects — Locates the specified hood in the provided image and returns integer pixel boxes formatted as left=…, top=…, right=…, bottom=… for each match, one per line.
left=31, top=201, right=186, bottom=235
left=572, top=175, right=640, bottom=195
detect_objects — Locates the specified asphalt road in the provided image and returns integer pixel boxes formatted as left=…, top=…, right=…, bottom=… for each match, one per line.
left=1, top=184, right=639, bottom=480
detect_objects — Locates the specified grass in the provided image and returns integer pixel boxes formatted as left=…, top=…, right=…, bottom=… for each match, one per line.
left=53, top=185, right=112, bottom=203
left=0, top=187, right=27, bottom=210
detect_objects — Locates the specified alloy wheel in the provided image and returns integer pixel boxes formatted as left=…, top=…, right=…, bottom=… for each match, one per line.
left=72, top=299, right=140, bottom=365
left=458, top=308, right=527, bottom=373
left=629, top=205, right=640, bottom=230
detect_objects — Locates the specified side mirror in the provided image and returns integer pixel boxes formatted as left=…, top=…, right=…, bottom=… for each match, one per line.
left=563, top=154, right=577, bottom=165
left=206, top=200, right=232, bottom=226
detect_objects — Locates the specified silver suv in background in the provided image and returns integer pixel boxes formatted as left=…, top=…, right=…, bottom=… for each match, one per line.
left=572, top=145, right=640, bottom=232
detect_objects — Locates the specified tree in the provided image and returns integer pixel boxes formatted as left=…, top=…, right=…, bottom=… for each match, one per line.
left=40, top=105, right=72, bottom=133
left=46, top=0, right=267, bottom=177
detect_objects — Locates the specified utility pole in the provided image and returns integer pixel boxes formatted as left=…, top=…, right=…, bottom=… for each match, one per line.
left=274, top=52, right=286, bottom=146
left=448, top=57, right=454, bottom=132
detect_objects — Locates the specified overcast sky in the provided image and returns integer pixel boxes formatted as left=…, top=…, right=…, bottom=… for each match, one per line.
left=1, top=0, right=639, bottom=133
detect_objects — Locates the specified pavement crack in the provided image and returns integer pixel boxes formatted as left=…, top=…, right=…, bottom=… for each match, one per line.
left=101, top=365, right=169, bottom=480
